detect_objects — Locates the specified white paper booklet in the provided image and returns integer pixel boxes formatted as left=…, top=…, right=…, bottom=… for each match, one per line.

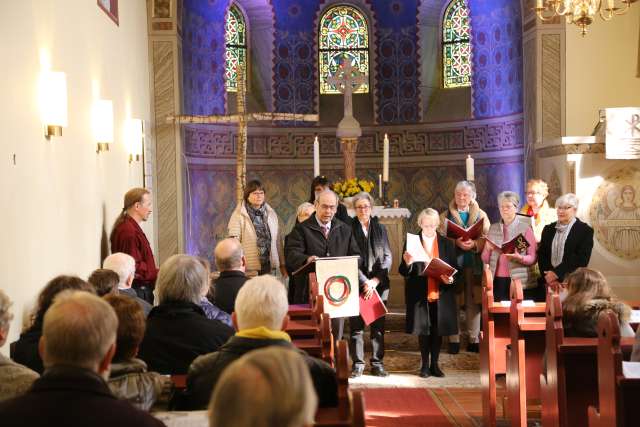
left=622, top=361, right=640, bottom=379
left=406, top=233, right=429, bottom=263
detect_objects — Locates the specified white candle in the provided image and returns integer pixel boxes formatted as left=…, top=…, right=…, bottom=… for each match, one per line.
left=313, top=136, right=320, bottom=177
left=466, top=155, right=475, bottom=182
left=382, top=134, right=389, bottom=182
left=378, top=174, right=382, bottom=199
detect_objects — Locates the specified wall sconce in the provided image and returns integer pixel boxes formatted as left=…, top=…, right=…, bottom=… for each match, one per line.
left=92, top=99, right=113, bottom=153
left=39, top=71, right=68, bottom=139
left=125, top=118, right=144, bottom=162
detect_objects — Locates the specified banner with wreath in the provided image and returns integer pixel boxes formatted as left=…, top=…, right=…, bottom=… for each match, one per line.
left=315, top=256, right=360, bottom=318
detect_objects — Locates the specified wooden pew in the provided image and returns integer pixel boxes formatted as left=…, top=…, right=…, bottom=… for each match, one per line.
left=294, top=312, right=335, bottom=366
left=540, top=293, right=636, bottom=427
left=506, top=278, right=546, bottom=427
left=588, top=311, right=640, bottom=427
left=480, top=268, right=545, bottom=427
left=288, top=273, right=321, bottom=318
left=315, top=340, right=366, bottom=427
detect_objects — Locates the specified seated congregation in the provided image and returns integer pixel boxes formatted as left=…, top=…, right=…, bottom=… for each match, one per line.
left=1, top=177, right=639, bottom=427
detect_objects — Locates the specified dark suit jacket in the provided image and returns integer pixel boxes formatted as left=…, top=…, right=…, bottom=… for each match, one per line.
left=285, top=216, right=367, bottom=304
left=538, top=218, right=594, bottom=282
left=212, top=270, right=247, bottom=315
left=0, top=366, right=165, bottom=427
left=138, top=301, right=234, bottom=375
left=183, top=336, right=338, bottom=410
left=351, top=216, right=392, bottom=299
left=11, top=324, right=44, bottom=374
left=119, top=287, right=152, bottom=317
left=399, top=234, right=459, bottom=336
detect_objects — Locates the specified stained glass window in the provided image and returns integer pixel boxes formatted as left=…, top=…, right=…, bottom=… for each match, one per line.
left=225, top=4, right=246, bottom=92
left=443, top=0, right=471, bottom=88
left=319, top=5, right=369, bottom=94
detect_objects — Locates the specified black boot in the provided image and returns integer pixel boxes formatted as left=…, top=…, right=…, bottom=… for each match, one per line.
left=418, top=335, right=430, bottom=378
left=429, top=334, right=445, bottom=377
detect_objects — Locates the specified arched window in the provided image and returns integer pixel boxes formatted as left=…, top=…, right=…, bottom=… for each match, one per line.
left=319, top=5, right=369, bottom=95
left=225, top=4, right=247, bottom=92
left=442, top=0, right=471, bottom=88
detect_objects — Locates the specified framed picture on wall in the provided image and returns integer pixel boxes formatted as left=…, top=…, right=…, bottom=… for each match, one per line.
left=98, top=0, right=119, bottom=26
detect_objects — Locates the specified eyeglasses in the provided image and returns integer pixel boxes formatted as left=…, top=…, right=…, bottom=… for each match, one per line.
left=556, top=206, right=575, bottom=211
left=526, top=191, right=542, bottom=196
left=355, top=205, right=371, bottom=210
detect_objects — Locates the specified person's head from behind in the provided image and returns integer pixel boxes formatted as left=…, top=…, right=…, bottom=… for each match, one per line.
left=39, top=291, right=118, bottom=378
left=156, top=254, right=209, bottom=305
left=214, top=238, right=246, bottom=273
left=296, top=202, right=315, bottom=224
left=208, top=346, right=318, bottom=427
left=0, top=289, right=14, bottom=347
left=33, top=275, right=96, bottom=326
left=103, top=252, right=136, bottom=289
left=564, top=267, right=611, bottom=302
left=233, top=275, right=288, bottom=332
left=314, top=189, right=339, bottom=225
left=103, top=294, right=145, bottom=363
left=88, top=269, right=119, bottom=297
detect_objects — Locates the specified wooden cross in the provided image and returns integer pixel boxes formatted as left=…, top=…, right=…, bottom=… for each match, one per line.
left=167, top=65, right=319, bottom=204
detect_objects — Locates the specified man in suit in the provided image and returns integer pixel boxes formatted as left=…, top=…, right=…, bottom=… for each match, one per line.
left=103, top=253, right=152, bottom=317
left=538, top=193, right=594, bottom=301
left=286, top=189, right=367, bottom=340
left=0, top=292, right=164, bottom=427
left=212, top=238, right=248, bottom=315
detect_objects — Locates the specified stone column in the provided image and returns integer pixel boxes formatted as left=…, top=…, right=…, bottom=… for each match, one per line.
left=147, top=0, right=184, bottom=262
left=340, top=138, right=358, bottom=181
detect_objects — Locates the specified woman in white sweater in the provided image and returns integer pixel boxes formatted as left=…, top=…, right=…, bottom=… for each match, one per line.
left=228, top=180, right=286, bottom=277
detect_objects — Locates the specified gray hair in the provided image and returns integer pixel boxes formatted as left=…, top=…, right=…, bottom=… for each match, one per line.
left=416, top=208, right=440, bottom=227
left=156, top=254, right=208, bottom=305
left=41, top=291, right=117, bottom=370
left=215, top=238, right=244, bottom=271
left=555, top=193, right=579, bottom=209
left=0, top=289, right=13, bottom=334
left=454, top=180, right=477, bottom=200
left=103, top=253, right=136, bottom=288
left=353, top=191, right=373, bottom=208
left=296, top=202, right=314, bottom=217
left=314, top=188, right=339, bottom=205
left=235, top=275, right=288, bottom=330
left=209, top=346, right=318, bottom=427
left=497, top=191, right=520, bottom=209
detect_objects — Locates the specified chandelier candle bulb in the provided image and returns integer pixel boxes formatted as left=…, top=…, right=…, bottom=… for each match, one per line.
left=313, top=135, right=320, bottom=177
left=466, top=155, right=475, bottom=182
left=383, top=133, right=389, bottom=182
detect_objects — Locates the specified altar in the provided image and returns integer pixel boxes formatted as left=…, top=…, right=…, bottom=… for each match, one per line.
left=347, top=206, right=411, bottom=308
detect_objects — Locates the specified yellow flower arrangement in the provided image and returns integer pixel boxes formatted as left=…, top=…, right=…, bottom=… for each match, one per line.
left=332, top=178, right=375, bottom=198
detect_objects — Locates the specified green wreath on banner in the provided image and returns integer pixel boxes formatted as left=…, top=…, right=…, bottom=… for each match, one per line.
left=323, top=275, right=352, bottom=306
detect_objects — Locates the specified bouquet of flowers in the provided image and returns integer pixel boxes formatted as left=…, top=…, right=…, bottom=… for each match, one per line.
left=332, top=178, right=375, bottom=198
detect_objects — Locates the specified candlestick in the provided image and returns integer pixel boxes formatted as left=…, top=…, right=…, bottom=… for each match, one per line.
left=378, top=174, right=382, bottom=199
left=313, top=136, right=320, bottom=177
left=382, top=134, right=389, bottom=182
left=466, top=154, right=475, bottom=182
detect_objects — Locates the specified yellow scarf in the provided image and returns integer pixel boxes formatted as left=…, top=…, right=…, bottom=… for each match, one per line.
left=236, top=326, right=291, bottom=342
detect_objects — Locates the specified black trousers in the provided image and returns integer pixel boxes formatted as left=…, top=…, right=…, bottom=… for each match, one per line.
left=418, top=301, right=441, bottom=369
left=331, top=317, right=345, bottom=343
left=349, top=314, right=386, bottom=368
left=133, top=285, right=154, bottom=305
left=493, top=277, right=512, bottom=302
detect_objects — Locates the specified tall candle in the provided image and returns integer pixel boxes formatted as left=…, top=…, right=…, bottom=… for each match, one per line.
left=382, top=134, right=389, bottom=182
left=378, top=174, right=382, bottom=199
left=466, top=155, right=475, bottom=182
left=313, top=136, right=320, bottom=177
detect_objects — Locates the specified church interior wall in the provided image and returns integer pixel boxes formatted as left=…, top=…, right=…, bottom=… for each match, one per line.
left=0, top=0, right=152, bottom=351
left=564, top=6, right=640, bottom=136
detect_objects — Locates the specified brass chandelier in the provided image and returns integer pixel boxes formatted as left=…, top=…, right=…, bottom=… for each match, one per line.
left=535, top=0, right=636, bottom=36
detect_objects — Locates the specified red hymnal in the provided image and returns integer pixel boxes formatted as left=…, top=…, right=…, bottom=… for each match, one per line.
left=422, top=258, right=457, bottom=279
left=444, top=218, right=484, bottom=241
left=484, top=233, right=530, bottom=254
left=359, top=289, right=387, bottom=325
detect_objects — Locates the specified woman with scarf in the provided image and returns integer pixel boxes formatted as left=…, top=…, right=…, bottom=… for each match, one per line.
left=520, top=179, right=557, bottom=242
left=400, top=208, right=458, bottom=378
left=538, top=193, right=594, bottom=299
left=228, top=180, right=286, bottom=277
left=349, top=192, right=392, bottom=378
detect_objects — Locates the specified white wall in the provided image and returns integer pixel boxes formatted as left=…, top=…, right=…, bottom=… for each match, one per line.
left=0, top=0, right=153, bottom=352
left=565, top=7, right=640, bottom=136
